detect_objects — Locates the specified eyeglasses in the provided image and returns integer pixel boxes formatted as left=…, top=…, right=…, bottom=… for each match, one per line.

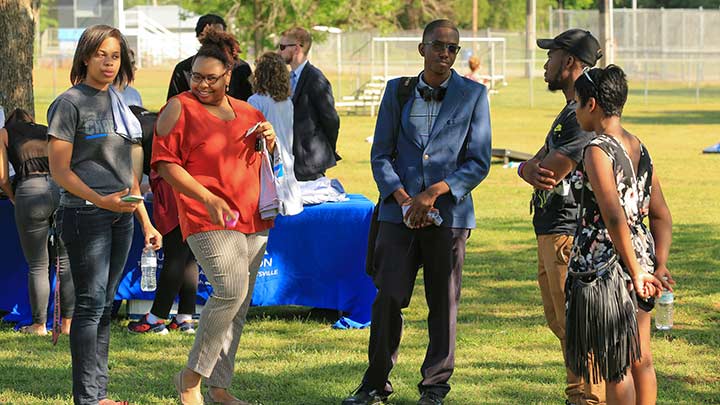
left=190, top=69, right=229, bottom=86
left=423, top=40, right=461, bottom=55
left=278, top=43, right=298, bottom=51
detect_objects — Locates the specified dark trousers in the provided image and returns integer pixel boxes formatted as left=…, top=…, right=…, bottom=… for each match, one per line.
left=294, top=171, right=325, bottom=182
left=363, top=222, right=468, bottom=398
left=150, top=226, right=197, bottom=318
left=59, top=207, right=133, bottom=405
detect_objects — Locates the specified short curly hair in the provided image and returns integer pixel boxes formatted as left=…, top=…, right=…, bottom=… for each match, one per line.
left=252, top=52, right=291, bottom=102
left=575, top=64, right=628, bottom=117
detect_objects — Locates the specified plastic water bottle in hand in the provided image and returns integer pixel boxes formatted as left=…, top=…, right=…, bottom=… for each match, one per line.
left=655, top=278, right=674, bottom=330
left=140, top=245, right=157, bottom=292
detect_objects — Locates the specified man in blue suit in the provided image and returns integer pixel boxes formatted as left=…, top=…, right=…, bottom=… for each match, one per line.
left=343, top=19, right=492, bottom=405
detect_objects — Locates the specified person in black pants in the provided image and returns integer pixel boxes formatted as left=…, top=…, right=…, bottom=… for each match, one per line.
left=125, top=107, right=198, bottom=334
left=126, top=222, right=198, bottom=334
left=343, top=19, right=492, bottom=405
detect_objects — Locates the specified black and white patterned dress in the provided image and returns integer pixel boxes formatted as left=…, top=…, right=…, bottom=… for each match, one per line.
left=568, top=134, right=657, bottom=310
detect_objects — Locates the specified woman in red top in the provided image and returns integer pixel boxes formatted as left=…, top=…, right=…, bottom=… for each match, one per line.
left=152, top=30, right=276, bottom=405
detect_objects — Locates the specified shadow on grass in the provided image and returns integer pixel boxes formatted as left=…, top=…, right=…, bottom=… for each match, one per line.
left=246, top=306, right=341, bottom=324
left=655, top=369, right=720, bottom=404
left=1, top=220, right=717, bottom=404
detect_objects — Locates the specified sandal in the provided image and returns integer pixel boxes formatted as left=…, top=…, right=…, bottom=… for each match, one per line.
left=174, top=369, right=204, bottom=405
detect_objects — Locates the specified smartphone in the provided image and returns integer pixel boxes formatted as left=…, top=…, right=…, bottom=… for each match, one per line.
left=121, top=194, right=145, bottom=203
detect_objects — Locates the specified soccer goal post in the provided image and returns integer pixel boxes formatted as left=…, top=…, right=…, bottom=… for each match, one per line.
left=370, top=36, right=507, bottom=90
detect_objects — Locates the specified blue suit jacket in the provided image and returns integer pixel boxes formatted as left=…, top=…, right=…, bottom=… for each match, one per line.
left=371, top=70, right=492, bottom=229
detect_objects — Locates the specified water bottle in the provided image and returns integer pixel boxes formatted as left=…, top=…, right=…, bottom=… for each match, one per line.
left=140, top=245, right=157, bottom=292
left=655, top=278, right=674, bottom=330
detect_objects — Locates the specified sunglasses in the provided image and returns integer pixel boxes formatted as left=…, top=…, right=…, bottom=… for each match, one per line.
left=190, top=69, right=229, bottom=86
left=423, top=40, right=461, bottom=55
left=278, top=43, right=298, bottom=51
left=582, top=66, right=596, bottom=86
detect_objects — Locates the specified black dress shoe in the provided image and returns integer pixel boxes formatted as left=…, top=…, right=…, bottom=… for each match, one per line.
left=417, top=391, right=444, bottom=405
left=341, top=388, right=388, bottom=405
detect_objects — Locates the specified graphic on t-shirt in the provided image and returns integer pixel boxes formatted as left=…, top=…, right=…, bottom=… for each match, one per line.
left=531, top=101, right=594, bottom=235
left=81, top=119, right=115, bottom=137
left=85, top=133, right=108, bottom=140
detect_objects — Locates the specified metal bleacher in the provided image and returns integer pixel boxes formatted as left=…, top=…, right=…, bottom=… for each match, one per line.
left=335, top=76, right=387, bottom=116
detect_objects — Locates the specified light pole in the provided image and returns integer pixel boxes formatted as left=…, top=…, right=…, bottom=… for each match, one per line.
left=313, top=25, right=343, bottom=98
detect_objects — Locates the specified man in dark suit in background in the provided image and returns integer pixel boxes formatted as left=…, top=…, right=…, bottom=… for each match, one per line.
left=278, top=27, right=341, bottom=181
left=166, top=14, right=253, bottom=101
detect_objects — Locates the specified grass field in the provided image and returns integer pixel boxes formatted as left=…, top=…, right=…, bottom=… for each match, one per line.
left=0, top=67, right=719, bottom=404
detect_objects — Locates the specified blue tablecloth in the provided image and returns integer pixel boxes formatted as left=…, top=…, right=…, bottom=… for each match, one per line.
left=1, top=194, right=377, bottom=328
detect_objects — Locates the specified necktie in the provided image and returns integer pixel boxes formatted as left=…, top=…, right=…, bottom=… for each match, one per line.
left=291, top=71, right=298, bottom=95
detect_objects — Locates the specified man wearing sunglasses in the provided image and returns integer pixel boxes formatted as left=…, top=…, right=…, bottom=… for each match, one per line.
left=517, top=29, right=605, bottom=405
left=278, top=27, right=340, bottom=181
left=343, top=19, right=491, bottom=405
left=166, top=14, right=253, bottom=101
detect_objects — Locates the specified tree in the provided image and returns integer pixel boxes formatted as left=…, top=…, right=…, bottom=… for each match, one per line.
left=180, top=0, right=400, bottom=56
left=0, top=0, right=37, bottom=116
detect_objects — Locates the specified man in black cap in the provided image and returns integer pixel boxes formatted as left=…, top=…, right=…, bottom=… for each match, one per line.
left=517, top=29, right=606, bottom=405
left=166, top=14, right=252, bottom=101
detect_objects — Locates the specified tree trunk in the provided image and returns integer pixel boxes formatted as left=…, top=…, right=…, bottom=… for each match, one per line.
left=253, top=0, right=263, bottom=58
left=525, top=0, right=536, bottom=78
left=598, top=0, right=613, bottom=67
left=0, top=0, right=36, bottom=117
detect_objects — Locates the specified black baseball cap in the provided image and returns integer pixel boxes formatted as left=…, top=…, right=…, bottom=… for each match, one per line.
left=537, top=29, right=603, bottom=66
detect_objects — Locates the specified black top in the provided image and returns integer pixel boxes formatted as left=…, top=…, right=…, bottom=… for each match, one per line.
left=166, top=55, right=253, bottom=101
left=5, top=120, right=50, bottom=184
left=532, top=100, right=594, bottom=235
left=569, top=134, right=656, bottom=277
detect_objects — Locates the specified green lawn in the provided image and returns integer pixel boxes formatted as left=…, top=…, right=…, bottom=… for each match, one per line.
left=1, top=69, right=719, bottom=404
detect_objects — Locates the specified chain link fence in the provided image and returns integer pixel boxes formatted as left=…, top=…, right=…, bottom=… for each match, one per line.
left=550, top=7, right=720, bottom=83
left=32, top=7, right=720, bottom=112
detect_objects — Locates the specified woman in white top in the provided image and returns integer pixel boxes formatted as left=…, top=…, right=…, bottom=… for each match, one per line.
left=248, top=52, right=302, bottom=216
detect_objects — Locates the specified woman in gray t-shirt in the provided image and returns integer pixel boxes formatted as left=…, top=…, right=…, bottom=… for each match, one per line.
left=47, top=25, right=161, bottom=405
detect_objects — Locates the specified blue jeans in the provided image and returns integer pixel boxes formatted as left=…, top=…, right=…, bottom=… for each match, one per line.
left=59, top=206, right=133, bottom=405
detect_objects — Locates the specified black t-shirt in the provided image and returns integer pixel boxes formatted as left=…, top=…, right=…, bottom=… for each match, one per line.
left=532, top=100, right=594, bottom=235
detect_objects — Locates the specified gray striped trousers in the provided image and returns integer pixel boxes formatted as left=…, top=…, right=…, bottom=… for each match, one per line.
left=185, top=229, right=269, bottom=388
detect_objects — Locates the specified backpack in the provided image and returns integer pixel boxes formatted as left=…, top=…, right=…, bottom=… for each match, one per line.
left=129, top=105, right=158, bottom=176
left=366, top=76, right=418, bottom=277
left=396, top=76, right=418, bottom=109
